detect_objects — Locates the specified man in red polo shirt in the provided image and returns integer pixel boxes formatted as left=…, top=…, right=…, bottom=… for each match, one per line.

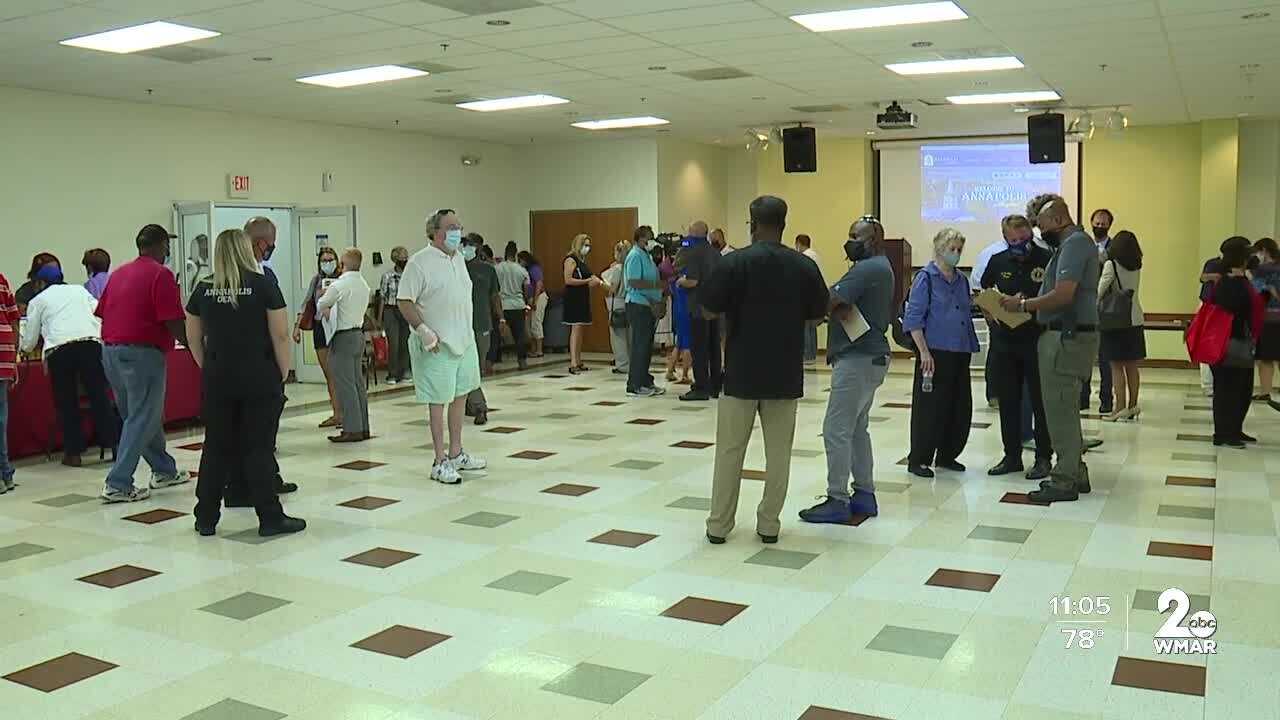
left=94, top=224, right=191, bottom=502
left=0, top=272, right=20, bottom=494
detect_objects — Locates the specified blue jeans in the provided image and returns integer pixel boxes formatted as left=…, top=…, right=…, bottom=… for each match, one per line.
left=102, top=345, right=177, bottom=491
left=803, top=321, right=819, bottom=362
left=0, top=380, right=14, bottom=483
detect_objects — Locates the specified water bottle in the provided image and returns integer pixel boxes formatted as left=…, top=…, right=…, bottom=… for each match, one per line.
left=922, top=371, right=934, bottom=393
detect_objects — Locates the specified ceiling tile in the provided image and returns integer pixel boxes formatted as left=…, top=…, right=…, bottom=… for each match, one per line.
left=464, top=20, right=621, bottom=48
left=552, top=0, right=733, bottom=20
left=0, top=1, right=79, bottom=23
left=355, top=1, right=466, bottom=25
left=519, top=33, right=661, bottom=60
left=425, top=5, right=588, bottom=37
left=176, top=0, right=339, bottom=33
left=241, top=12, right=396, bottom=42
left=304, top=0, right=407, bottom=9
left=1162, top=5, right=1280, bottom=31
left=84, top=0, right=257, bottom=15
left=0, top=5, right=151, bottom=42
left=604, top=2, right=774, bottom=33
left=293, top=25, right=433, bottom=52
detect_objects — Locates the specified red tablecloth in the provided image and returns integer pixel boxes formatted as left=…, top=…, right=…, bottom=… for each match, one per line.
left=5, top=348, right=202, bottom=459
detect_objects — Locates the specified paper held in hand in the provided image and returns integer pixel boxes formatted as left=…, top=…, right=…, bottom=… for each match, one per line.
left=839, top=305, right=870, bottom=342
left=975, top=288, right=1032, bottom=328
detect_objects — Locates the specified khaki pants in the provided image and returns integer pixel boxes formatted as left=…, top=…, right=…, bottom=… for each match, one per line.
left=706, top=396, right=799, bottom=538
left=1037, top=330, right=1099, bottom=488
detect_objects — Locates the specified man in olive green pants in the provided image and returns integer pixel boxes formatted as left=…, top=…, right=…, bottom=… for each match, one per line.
left=1002, top=195, right=1101, bottom=503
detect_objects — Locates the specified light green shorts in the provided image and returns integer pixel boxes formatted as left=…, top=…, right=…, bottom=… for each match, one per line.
left=409, top=335, right=481, bottom=405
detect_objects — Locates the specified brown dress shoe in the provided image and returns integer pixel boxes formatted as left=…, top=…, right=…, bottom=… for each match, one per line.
left=328, top=432, right=364, bottom=443
left=61, top=452, right=82, bottom=468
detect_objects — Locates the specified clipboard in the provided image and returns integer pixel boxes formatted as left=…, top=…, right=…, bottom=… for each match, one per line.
left=839, top=305, right=870, bottom=342
left=975, top=288, right=1031, bottom=328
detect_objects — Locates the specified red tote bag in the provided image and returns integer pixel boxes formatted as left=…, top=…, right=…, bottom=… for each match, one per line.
left=371, top=334, right=389, bottom=368
left=1186, top=292, right=1234, bottom=365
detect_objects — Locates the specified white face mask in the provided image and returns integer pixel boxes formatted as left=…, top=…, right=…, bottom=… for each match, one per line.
left=582, top=244, right=591, bottom=256
left=320, top=260, right=337, bottom=274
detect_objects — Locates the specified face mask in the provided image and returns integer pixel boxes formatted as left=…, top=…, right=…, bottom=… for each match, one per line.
left=1093, top=226, right=1108, bottom=240
left=320, top=260, right=337, bottom=274
left=941, top=251, right=961, bottom=268
left=444, top=229, right=463, bottom=252
left=1008, top=241, right=1030, bottom=257
left=844, top=239, right=869, bottom=263
left=462, top=246, right=477, bottom=262
left=582, top=244, right=591, bottom=256
left=261, top=244, right=275, bottom=262
left=1041, top=229, right=1062, bottom=249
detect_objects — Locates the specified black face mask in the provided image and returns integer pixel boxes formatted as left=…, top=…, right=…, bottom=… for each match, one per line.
left=1041, top=229, right=1062, bottom=249
left=1092, top=226, right=1109, bottom=240
left=845, top=239, right=869, bottom=263
left=262, top=244, right=276, bottom=262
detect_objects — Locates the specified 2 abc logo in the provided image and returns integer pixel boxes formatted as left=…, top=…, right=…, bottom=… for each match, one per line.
left=1154, top=588, right=1217, bottom=655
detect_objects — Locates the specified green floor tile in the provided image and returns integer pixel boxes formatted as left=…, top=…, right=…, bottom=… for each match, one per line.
left=1132, top=589, right=1210, bottom=614
left=667, top=496, right=712, bottom=511
left=967, top=525, right=1033, bottom=544
left=181, top=699, right=286, bottom=720
left=454, top=511, right=520, bottom=528
left=200, top=592, right=291, bottom=621
left=486, top=570, right=570, bottom=596
left=1156, top=504, right=1216, bottom=521
left=542, top=662, right=651, bottom=705
left=744, top=548, right=819, bottom=570
left=34, top=493, right=96, bottom=508
left=613, top=459, right=662, bottom=471
left=0, top=543, right=54, bottom=563
left=866, top=625, right=958, bottom=660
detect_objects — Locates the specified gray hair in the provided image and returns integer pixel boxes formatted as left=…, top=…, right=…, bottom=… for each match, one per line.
left=425, top=209, right=455, bottom=237
left=932, top=228, right=966, bottom=253
left=1026, top=193, right=1065, bottom=226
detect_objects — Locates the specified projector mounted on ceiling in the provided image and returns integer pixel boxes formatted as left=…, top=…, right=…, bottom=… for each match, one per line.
left=876, top=101, right=918, bottom=130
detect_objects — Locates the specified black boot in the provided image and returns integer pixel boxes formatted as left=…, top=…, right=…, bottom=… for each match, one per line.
left=258, top=515, right=307, bottom=537
left=988, top=457, right=1024, bottom=476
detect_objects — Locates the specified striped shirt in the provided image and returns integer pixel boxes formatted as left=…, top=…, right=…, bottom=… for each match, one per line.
left=0, top=274, right=20, bottom=382
left=379, top=268, right=402, bottom=307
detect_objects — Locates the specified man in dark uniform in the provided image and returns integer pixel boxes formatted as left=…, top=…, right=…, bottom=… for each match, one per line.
left=224, top=217, right=296, bottom=506
left=981, top=215, right=1052, bottom=481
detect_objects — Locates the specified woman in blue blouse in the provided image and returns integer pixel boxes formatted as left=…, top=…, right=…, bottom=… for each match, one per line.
left=903, top=228, right=980, bottom=478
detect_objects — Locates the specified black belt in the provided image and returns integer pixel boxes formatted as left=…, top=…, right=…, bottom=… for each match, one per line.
left=1046, top=323, right=1096, bottom=332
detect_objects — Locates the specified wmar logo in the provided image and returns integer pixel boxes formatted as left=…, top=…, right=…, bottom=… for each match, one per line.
left=1153, top=588, right=1217, bottom=655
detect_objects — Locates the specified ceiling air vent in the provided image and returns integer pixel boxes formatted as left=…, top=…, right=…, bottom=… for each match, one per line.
left=138, top=46, right=228, bottom=63
left=402, top=61, right=461, bottom=74
left=422, top=0, right=542, bottom=14
left=425, top=94, right=481, bottom=105
left=790, top=104, right=850, bottom=113
left=674, top=67, right=752, bottom=81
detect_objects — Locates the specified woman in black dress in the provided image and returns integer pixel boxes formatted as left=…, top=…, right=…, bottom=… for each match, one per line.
left=292, top=246, right=342, bottom=428
left=562, top=233, right=601, bottom=374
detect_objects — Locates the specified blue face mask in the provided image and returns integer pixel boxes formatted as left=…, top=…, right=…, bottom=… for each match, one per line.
left=941, top=251, right=961, bottom=267
left=461, top=245, right=477, bottom=261
left=444, top=229, right=463, bottom=252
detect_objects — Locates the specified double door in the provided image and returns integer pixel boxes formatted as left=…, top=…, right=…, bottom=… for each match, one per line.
left=172, top=202, right=356, bottom=383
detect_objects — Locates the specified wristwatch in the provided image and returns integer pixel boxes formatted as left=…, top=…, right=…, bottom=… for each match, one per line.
left=1019, top=297, right=1028, bottom=313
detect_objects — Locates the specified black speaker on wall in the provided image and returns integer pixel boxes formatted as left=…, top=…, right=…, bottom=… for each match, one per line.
left=783, top=126, right=817, bottom=173
left=1027, top=113, right=1066, bottom=164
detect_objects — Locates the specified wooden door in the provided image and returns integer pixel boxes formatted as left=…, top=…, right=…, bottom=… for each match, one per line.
left=530, top=207, right=639, bottom=354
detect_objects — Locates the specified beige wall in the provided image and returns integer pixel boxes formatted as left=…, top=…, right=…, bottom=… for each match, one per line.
left=1237, top=118, right=1280, bottom=240
left=656, top=138, right=730, bottom=239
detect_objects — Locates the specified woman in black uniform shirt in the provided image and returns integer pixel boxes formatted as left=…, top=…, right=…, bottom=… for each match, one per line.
left=186, top=229, right=305, bottom=537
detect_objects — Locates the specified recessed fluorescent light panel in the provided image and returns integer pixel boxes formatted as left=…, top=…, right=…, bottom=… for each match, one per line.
left=297, top=65, right=428, bottom=88
left=887, top=56, right=1024, bottom=75
left=947, top=90, right=1061, bottom=105
left=456, top=94, right=569, bottom=112
left=791, top=1, right=967, bottom=32
left=60, top=21, right=220, bottom=54
left=572, top=116, right=670, bottom=130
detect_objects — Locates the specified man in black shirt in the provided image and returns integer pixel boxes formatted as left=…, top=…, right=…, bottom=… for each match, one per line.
left=701, top=195, right=828, bottom=544
left=980, top=215, right=1053, bottom=480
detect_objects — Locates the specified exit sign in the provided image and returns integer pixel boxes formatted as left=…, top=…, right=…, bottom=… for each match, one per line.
left=227, top=173, right=252, bottom=199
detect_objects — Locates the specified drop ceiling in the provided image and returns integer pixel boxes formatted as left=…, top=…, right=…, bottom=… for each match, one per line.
left=0, top=0, right=1275, bottom=144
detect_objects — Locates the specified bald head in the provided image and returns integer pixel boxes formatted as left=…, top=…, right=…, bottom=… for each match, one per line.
left=689, top=221, right=709, bottom=238
left=748, top=195, right=787, bottom=243
left=850, top=218, right=884, bottom=244
left=1037, top=198, right=1073, bottom=231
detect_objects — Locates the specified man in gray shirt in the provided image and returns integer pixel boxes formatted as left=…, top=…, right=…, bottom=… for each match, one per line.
left=800, top=216, right=895, bottom=523
left=1001, top=195, right=1101, bottom=503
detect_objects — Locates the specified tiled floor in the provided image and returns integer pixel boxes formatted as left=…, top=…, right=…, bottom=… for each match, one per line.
left=2, top=356, right=1279, bottom=719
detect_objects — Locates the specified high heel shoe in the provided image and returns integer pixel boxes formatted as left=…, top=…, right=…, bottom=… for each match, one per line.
left=1118, top=406, right=1142, bottom=421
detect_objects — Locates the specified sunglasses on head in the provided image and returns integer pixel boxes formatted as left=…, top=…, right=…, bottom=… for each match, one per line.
left=435, top=208, right=454, bottom=217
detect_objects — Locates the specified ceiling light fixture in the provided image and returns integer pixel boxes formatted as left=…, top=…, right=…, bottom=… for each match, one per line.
left=946, top=90, right=1061, bottom=105
left=791, top=1, right=967, bottom=32
left=60, top=21, right=220, bottom=54
left=1104, top=109, right=1128, bottom=131
left=1067, top=112, right=1095, bottom=139
left=886, top=56, right=1023, bottom=75
left=297, top=65, right=428, bottom=88
left=458, top=94, right=569, bottom=112
left=572, top=116, right=670, bottom=130
left=743, top=129, right=770, bottom=150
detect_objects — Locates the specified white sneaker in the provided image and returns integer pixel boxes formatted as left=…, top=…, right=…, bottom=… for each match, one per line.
left=449, top=450, right=487, bottom=472
left=150, top=469, right=191, bottom=489
left=386, top=378, right=400, bottom=386
left=626, top=387, right=656, bottom=398
left=102, top=484, right=152, bottom=503
left=648, top=386, right=667, bottom=396
left=431, top=461, right=462, bottom=485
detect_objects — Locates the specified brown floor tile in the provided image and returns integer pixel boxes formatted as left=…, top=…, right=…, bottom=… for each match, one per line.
left=594, top=401, right=624, bottom=407
left=122, top=509, right=187, bottom=524
left=883, top=402, right=912, bottom=409
left=589, top=530, right=658, bottom=548
left=671, top=440, right=713, bottom=449
left=1166, top=475, right=1216, bottom=488
left=177, top=442, right=205, bottom=451
left=661, top=596, right=749, bottom=626
left=798, top=707, right=889, bottom=720
left=543, top=483, right=598, bottom=497
left=484, top=426, right=525, bottom=434
left=343, top=547, right=420, bottom=569
left=842, top=514, right=872, bottom=527
left=970, top=422, right=992, bottom=429
left=351, top=625, right=450, bottom=659
left=742, top=469, right=767, bottom=481
left=77, top=565, right=161, bottom=589
left=1111, top=656, right=1206, bottom=696
left=567, top=386, right=593, bottom=391
left=2, top=652, right=117, bottom=693
left=627, top=418, right=665, bottom=425
left=1147, top=541, right=1213, bottom=561
left=511, top=450, right=556, bottom=460
left=896, top=456, right=909, bottom=466
left=338, top=496, right=400, bottom=510
left=1000, top=492, right=1050, bottom=507
left=543, top=374, right=568, bottom=379
left=1176, top=433, right=1213, bottom=443
left=925, top=568, right=1001, bottom=592
left=335, top=460, right=386, bottom=471
left=1183, top=405, right=1211, bottom=411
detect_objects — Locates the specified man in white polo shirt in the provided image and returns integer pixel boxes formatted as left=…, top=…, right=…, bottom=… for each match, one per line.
left=316, top=247, right=372, bottom=443
left=397, top=208, right=487, bottom=485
